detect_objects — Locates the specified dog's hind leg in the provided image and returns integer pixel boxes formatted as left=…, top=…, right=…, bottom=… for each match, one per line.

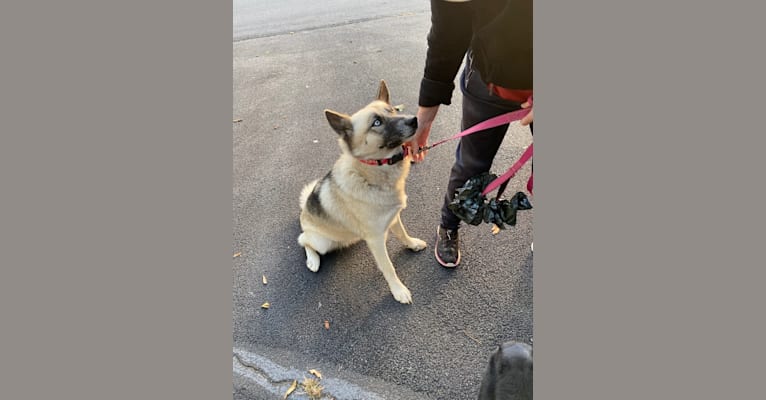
left=389, top=213, right=427, bottom=251
left=365, top=235, right=412, bottom=304
left=298, top=232, right=339, bottom=272
left=298, top=232, right=321, bottom=272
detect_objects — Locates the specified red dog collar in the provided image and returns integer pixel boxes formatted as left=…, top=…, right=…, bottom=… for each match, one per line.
left=357, top=146, right=409, bottom=166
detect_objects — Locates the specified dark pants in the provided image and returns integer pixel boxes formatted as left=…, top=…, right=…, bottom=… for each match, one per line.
left=441, top=59, right=529, bottom=230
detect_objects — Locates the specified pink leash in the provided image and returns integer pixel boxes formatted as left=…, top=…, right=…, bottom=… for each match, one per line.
left=482, top=143, right=533, bottom=196
left=416, top=104, right=534, bottom=196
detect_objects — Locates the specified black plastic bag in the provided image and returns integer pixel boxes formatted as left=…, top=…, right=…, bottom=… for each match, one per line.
left=448, top=172, right=532, bottom=230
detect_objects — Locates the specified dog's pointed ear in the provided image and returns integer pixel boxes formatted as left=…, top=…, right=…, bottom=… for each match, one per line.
left=324, top=109, right=353, bottom=136
left=376, top=80, right=390, bottom=104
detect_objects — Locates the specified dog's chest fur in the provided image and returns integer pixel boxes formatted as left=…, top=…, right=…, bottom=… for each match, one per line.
left=334, top=154, right=409, bottom=204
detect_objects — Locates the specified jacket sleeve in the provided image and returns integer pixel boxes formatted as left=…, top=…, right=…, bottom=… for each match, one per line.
left=418, top=0, right=474, bottom=107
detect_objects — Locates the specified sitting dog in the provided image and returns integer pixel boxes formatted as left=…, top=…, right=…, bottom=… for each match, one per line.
left=298, top=80, right=427, bottom=304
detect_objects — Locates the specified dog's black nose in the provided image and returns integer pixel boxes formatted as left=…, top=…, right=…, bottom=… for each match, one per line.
left=406, top=117, right=418, bottom=128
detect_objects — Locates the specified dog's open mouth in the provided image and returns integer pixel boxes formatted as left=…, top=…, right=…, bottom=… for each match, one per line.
left=382, top=129, right=416, bottom=149
left=380, top=142, right=403, bottom=150
left=386, top=137, right=413, bottom=149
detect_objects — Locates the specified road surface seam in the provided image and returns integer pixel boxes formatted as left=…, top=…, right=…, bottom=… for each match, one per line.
left=233, top=348, right=388, bottom=400
left=234, top=353, right=295, bottom=386
left=234, top=11, right=428, bottom=42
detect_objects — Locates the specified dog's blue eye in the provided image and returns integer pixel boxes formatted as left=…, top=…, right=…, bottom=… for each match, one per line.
left=372, top=118, right=381, bottom=127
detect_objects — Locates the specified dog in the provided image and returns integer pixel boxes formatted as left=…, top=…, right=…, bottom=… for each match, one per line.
left=478, top=341, right=533, bottom=400
left=297, top=80, right=426, bottom=304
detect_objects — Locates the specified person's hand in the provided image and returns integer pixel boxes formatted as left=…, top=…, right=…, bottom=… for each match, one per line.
left=520, top=100, right=533, bottom=126
left=406, top=105, right=439, bottom=163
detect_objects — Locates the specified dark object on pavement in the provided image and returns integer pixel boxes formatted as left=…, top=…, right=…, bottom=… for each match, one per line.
left=448, top=172, right=532, bottom=229
left=478, top=341, right=533, bottom=400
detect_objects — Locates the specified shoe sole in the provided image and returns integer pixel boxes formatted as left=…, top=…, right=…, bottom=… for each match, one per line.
left=435, top=227, right=460, bottom=268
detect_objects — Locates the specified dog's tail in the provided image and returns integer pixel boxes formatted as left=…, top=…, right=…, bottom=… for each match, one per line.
left=299, top=179, right=319, bottom=210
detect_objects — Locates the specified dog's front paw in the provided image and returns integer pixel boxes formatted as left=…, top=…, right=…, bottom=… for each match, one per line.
left=390, top=284, right=412, bottom=304
left=407, top=238, right=427, bottom=252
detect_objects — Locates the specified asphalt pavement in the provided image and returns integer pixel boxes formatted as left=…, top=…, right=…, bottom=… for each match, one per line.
left=233, top=6, right=533, bottom=400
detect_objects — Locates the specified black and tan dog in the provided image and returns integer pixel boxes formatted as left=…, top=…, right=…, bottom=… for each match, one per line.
left=298, top=80, right=426, bottom=304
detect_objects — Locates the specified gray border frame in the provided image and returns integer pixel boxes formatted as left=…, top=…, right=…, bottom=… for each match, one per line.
left=537, top=1, right=765, bottom=398
left=2, top=1, right=765, bottom=399
left=1, top=1, right=232, bottom=399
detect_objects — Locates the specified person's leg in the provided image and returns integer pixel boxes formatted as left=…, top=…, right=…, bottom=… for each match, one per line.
left=436, top=59, right=522, bottom=267
left=441, top=65, right=522, bottom=229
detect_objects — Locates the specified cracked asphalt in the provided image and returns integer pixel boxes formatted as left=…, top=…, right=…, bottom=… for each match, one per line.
left=233, top=1, right=533, bottom=399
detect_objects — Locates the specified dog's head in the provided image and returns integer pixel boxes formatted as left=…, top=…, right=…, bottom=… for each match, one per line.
left=324, top=80, right=418, bottom=160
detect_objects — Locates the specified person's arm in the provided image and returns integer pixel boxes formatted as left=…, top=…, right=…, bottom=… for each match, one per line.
left=419, top=0, right=473, bottom=108
left=409, top=0, right=473, bottom=162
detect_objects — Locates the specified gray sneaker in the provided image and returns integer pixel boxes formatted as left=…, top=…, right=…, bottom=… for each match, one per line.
left=435, top=226, right=460, bottom=268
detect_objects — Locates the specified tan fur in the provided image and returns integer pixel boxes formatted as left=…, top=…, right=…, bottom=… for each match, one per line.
left=297, top=81, right=426, bottom=304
